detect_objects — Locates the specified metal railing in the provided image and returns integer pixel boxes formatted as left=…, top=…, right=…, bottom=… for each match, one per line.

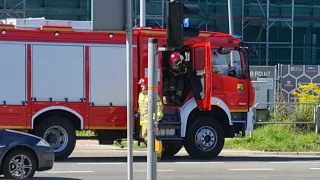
left=249, top=102, right=320, bottom=137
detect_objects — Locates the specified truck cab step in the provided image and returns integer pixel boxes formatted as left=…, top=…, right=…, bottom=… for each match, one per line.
left=155, top=121, right=181, bottom=129
left=155, top=135, right=182, bottom=141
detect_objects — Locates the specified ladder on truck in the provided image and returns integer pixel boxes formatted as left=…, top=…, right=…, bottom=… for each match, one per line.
left=0, top=17, right=93, bottom=31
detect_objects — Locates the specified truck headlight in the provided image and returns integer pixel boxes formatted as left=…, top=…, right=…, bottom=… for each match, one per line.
left=36, top=139, right=50, bottom=147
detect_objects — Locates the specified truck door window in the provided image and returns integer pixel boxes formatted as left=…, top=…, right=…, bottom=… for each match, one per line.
left=211, top=49, right=243, bottom=78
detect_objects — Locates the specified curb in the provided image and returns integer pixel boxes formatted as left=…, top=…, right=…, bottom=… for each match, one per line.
left=271, top=152, right=320, bottom=156
left=116, top=149, right=320, bottom=156
left=222, top=149, right=320, bottom=156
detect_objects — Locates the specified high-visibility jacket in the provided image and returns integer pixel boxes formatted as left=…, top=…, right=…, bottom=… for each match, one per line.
left=138, top=92, right=163, bottom=125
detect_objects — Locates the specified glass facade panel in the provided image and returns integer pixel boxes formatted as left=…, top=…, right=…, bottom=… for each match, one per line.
left=1, top=0, right=320, bottom=65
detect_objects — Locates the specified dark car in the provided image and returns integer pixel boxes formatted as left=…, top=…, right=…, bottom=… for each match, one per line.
left=0, top=129, right=54, bottom=179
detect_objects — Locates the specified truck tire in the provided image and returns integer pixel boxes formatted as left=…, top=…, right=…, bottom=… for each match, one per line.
left=33, top=116, right=76, bottom=161
left=162, top=142, right=183, bottom=159
left=184, top=116, right=225, bottom=159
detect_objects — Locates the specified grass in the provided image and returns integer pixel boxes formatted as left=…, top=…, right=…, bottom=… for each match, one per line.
left=76, top=130, right=95, bottom=137
left=120, top=140, right=146, bottom=148
left=225, top=124, right=320, bottom=152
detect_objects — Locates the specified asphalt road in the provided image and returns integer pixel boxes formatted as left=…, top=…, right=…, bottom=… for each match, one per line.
left=34, top=157, right=320, bottom=180
left=3, top=141, right=320, bottom=180
left=35, top=155, right=320, bottom=180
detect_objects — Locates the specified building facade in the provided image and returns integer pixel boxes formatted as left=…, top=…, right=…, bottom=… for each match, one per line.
left=1, top=0, right=319, bottom=65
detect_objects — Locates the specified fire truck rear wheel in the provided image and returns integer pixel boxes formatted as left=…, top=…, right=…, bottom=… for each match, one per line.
left=184, top=116, right=225, bottom=159
left=33, top=116, right=76, bottom=161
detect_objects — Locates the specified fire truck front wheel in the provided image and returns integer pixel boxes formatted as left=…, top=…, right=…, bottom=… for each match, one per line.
left=161, top=142, right=183, bottom=159
left=33, top=116, right=76, bottom=161
left=184, top=116, right=225, bottom=159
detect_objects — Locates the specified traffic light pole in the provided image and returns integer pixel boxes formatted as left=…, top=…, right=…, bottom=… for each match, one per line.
left=227, top=0, right=234, bottom=36
left=140, top=0, right=146, bottom=27
left=228, top=0, right=234, bottom=66
left=126, top=0, right=133, bottom=179
left=147, top=38, right=159, bottom=180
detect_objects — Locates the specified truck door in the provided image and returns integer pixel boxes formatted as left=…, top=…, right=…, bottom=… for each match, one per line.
left=191, top=42, right=212, bottom=111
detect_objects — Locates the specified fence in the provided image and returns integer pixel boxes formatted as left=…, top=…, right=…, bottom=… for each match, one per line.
left=255, top=102, right=318, bottom=128
left=248, top=102, right=320, bottom=138
left=249, top=64, right=320, bottom=137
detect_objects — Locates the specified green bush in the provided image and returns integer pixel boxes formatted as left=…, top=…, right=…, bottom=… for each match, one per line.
left=266, top=83, right=320, bottom=133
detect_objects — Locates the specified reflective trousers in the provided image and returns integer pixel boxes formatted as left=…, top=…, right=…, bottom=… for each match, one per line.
left=168, top=73, right=184, bottom=97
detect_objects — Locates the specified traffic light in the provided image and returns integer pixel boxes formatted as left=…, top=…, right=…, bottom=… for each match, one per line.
left=166, top=1, right=200, bottom=50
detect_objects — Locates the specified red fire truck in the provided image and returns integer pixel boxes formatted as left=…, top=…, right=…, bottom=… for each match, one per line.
left=0, top=18, right=255, bottom=161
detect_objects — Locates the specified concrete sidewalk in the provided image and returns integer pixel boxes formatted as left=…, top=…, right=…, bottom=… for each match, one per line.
left=75, top=140, right=320, bottom=156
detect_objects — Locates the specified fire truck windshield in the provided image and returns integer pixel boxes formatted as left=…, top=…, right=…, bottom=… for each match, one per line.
left=211, top=49, right=243, bottom=78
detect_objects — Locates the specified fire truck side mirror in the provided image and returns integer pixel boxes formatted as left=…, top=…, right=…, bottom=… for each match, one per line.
left=241, top=45, right=251, bottom=79
left=217, top=47, right=231, bottom=55
left=239, top=42, right=258, bottom=56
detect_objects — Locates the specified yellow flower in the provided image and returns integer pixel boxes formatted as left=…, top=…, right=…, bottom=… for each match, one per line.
left=291, top=91, right=298, bottom=96
left=291, top=83, right=320, bottom=104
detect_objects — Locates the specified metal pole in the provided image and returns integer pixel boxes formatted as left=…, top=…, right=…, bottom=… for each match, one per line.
left=205, top=0, right=208, bottom=31
left=140, top=0, right=146, bottom=27
left=241, top=0, right=244, bottom=41
left=161, top=0, right=164, bottom=28
left=316, top=106, right=319, bottom=134
left=228, top=0, right=234, bottom=35
left=228, top=0, right=234, bottom=66
left=290, top=0, right=294, bottom=65
left=147, top=38, right=158, bottom=180
left=314, top=105, right=318, bottom=134
left=134, top=0, right=138, bottom=27
left=273, top=65, right=276, bottom=103
left=23, top=0, right=26, bottom=18
left=126, top=0, right=133, bottom=179
left=87, top=0, right=90, bottom=20
left=266, top=0, right=270, bottom=66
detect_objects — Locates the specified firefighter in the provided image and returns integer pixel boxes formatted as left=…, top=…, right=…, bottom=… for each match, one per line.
left=137, top=77, right=164, bottom=159
left=168, top=52, right=188, bottom=105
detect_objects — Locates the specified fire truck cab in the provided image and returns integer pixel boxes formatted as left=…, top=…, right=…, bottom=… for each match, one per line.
left=128, top=28, right=256, bottom=159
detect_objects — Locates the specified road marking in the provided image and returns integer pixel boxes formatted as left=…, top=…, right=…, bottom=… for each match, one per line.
left=171, top=162, right=224, bottom=164
left=46, top=171, right=94, bottom=174
left=270, top=161, right=320, bottom=164
left=309, top=168, right=320, bottom=170
left=228, top=168, right=274, bottom=171
left=76, top=162, right=223, bottom=165
left=134, top=170, right=174, bottom=172
left=77, top=162, right=126, bottom=165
